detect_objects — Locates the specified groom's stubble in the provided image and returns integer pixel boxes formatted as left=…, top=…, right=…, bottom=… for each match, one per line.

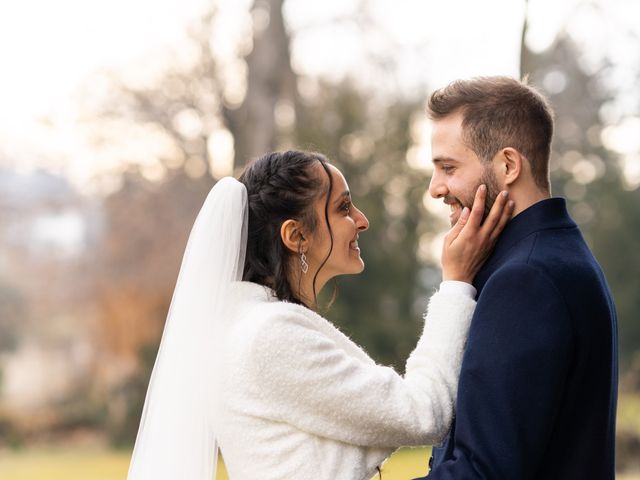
left=445, top=164, right=501, bottom=226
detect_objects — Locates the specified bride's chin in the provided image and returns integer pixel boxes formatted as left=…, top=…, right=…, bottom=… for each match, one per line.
left=336, top=263, right=365, bottom=276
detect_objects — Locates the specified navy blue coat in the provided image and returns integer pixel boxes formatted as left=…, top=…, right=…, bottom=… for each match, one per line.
left=419, top=198, right=618, bottom=480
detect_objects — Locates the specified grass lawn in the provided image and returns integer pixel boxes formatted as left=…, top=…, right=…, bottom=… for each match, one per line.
left=0, top=447, right=430, bottom=480
left=1, top=447, right=638, bottom=479
left=619, top=393, right=640, bottom=433
left=0, top=448, right=132, bottom=480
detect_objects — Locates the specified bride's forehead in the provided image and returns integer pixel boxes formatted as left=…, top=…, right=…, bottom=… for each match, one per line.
left=326, top=164, right=348, bottom=190
left=311, top=162, right=348, bottom=195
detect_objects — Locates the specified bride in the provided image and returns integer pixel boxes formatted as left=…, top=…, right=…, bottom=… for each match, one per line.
left=127, top=150, right=512, bottom=480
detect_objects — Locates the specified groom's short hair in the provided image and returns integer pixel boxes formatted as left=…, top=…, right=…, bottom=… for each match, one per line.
left=427, top=76, right=554, bottom=192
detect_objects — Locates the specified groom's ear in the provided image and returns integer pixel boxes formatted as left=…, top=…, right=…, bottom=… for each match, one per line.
left=280, top=219, right=307, bottom=254
left=496, top=147, right=524, bottom=186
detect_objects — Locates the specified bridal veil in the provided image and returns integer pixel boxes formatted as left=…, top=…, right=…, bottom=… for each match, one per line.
left=127, top=177, right=248, bottom=480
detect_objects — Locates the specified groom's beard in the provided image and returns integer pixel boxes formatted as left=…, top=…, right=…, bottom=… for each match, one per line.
left=478, top=167, right=501, bottom=221
left=445, top=167, right=501, bottom=226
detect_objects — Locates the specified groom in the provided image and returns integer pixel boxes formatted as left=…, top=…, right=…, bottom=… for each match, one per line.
left=417, top=77, right=618, bottom=479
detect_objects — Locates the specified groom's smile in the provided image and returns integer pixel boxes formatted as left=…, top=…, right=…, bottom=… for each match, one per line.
left=444, top=196, right=465, bottom=226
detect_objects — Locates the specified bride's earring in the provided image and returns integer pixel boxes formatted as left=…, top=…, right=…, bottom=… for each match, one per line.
left=299, top=234, right=309, bottom=274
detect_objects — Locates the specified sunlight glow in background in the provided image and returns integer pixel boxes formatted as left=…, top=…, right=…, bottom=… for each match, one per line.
left=0, top=0, right=637, bottom=190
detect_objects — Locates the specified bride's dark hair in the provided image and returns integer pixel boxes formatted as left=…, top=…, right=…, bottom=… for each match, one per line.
left=239, top=150, right=334, bottom=305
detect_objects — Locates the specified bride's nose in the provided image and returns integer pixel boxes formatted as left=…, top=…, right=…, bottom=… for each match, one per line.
left=354, top=206, right=369, bottom=232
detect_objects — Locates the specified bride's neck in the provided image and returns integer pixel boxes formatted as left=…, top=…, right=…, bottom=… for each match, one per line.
left=292, top=271, right=328, bottom=310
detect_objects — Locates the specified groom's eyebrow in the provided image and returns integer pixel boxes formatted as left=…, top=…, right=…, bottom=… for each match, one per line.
left=432, top=156, right=459, bottom=164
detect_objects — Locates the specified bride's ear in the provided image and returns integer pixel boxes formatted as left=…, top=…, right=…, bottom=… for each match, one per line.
left=280, top=219, right=307, bottom=253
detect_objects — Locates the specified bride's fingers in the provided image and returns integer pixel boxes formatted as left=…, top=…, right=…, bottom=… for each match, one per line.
left=480, top=190, right=509, bottom=234
left=456, top=184, right=487, bottom=240
left=445, top=206, right=470, bottom=244
left=466, top=184, right=487, bottom=231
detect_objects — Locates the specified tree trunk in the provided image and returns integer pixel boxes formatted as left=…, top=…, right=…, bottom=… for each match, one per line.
left=520, top=0, right=532, bottom=79
left=232, top=0, right=298, bottom=168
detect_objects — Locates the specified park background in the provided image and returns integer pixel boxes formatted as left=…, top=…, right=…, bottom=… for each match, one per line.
left=0, top=0, right=639, bottom=478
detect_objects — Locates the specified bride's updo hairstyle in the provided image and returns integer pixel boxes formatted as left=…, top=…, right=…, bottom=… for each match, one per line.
left=239, top=150, right=334, bottom=305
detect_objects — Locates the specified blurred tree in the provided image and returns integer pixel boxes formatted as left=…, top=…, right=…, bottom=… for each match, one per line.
left=90, top=7, right=228, bottom=181
left=231, top=0, right=299, bottom=167
left=91, top=0, right=300, bottom=176
left=0, top=282, right=25, bottom=352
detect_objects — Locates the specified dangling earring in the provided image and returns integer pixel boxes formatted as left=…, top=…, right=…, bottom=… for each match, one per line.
left=299, top=234, right=309, bottom=274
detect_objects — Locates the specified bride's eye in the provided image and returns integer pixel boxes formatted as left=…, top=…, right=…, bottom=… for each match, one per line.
left=340, top=201, right=351, bottom=214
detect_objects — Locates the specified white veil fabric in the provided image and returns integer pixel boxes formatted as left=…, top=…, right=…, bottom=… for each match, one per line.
left=127, top=177, right=248, bottom=480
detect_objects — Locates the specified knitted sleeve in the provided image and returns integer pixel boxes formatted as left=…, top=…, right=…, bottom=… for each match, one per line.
left=244, top=286, right=475, bottom=448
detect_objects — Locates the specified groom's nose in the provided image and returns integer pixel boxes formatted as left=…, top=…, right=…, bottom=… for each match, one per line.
left=428, top=170, right=448, bottom=199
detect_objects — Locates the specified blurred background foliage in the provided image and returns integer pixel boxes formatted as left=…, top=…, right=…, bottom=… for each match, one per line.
left=0, top=0, right=639, bottom=475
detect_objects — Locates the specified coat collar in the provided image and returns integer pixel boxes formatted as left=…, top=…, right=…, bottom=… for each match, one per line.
left=474, top=197, right=576, bottom=290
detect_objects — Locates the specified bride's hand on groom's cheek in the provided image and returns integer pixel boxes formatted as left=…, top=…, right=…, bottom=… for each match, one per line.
left=441, top=185, right=514, bottom=283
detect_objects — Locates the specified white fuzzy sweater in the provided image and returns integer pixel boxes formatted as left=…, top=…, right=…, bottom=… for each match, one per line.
left=213, top=281, right=475, bottom=480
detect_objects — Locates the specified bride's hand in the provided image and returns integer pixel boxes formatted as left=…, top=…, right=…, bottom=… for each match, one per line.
left=441, top=185, right=514, bottom=283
